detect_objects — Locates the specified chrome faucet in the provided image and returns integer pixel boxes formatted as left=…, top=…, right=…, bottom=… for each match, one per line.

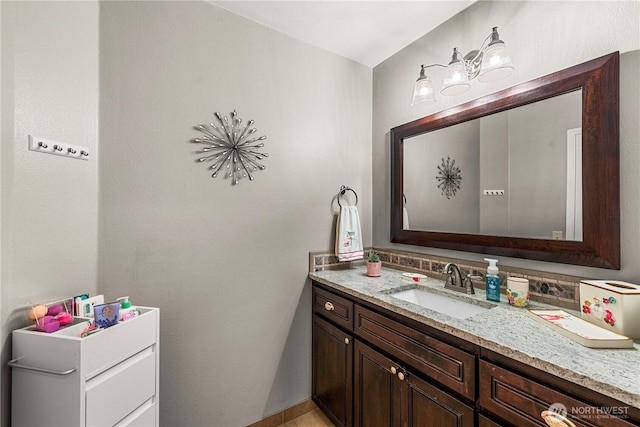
left=444, top=263, right=463, bottom=289
left=443, top=263, right=476, bottom=294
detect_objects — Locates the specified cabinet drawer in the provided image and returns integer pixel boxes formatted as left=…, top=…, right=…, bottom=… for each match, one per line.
left=479, top=360, right=636, bottom=427
left=355, top=306, right=475, bottom=401
left=85, top=308, right=158, bottom=379
left=478, top=414, right=502, bottom=427
left=115, top=401, right=156, bottom=427
left=313, top=286, right=354, bottom=331
left=86, top=347, right=156, bottom=427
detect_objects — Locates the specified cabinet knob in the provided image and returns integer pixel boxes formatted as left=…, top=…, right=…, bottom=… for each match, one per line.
left=344, top=338, right=350, bottom=345
left=397, top=372, right=405, bottom=381
left=541, top=411, right=576, bottom=427
left=390, top=366, right=397, bottom=375
left=324, top=302, right=335, bottom=311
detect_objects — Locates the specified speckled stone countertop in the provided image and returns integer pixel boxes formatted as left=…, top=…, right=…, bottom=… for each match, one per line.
left=310, top=266, right=640, bottom=410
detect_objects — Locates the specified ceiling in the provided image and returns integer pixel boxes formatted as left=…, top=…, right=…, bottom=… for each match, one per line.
left=208, top=1, right=476, bottom=67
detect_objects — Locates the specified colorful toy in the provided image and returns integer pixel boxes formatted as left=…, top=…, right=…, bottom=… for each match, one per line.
left=28, top=305, right=47, bottom=321
left=34, top=316, right=60, bottom=333
left=30, top=303, right=74, bottom=333
left=46, top=304, right=63, bottom=316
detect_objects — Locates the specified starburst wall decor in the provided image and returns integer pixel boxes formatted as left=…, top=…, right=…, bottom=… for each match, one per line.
left=192, top=110, right=268, bottom=185
left=436, top=156, right=462, bottom=199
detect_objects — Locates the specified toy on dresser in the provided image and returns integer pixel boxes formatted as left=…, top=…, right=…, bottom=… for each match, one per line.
left=28, top=303, right=73, bottom=333
left=580, top=280, right=640, bottom=339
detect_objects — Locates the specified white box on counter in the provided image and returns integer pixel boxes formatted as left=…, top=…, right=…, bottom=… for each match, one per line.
left=579, top=280, right=640, bottom=339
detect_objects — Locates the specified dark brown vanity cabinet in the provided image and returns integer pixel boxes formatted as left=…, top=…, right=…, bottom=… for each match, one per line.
left=312, top=286, right=355, bottom=426
left=312, top=284, right=474, bottom=427
left=354, top=340, right=474, bottom=427
left=312, top=315, right=353, bottom=427
left=311, top=282, right=640, bottom=427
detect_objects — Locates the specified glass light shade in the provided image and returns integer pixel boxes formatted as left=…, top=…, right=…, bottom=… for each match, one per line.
left=411, top=74, right=436, bottom=105
left=441, top=60, right=471, bottom=96
left=478, top=40, right=514, bottom=82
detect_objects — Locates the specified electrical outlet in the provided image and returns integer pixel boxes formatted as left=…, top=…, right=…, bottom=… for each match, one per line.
left=552, top=231, right=564, bottom=240
left=483, top=190, right=505, bottom=196
left=28, top=135, right=89, bottom=160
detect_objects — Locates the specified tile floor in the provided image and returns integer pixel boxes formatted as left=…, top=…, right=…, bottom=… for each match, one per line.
left=281, top=409, right=335, bottom=427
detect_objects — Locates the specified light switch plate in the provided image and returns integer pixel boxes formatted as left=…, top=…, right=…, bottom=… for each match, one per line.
left=483, top=190, right=505, bottom=196
left=28, top=135, right=89, bottom=160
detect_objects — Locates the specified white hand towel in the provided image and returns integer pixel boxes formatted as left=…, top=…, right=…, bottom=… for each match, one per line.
left=403, top=206, right=410, bottom=229
left=335, top=205, right=364, bottom=262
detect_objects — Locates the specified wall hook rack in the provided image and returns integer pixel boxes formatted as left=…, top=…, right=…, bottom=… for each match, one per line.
left=28, top=135, right=89, bottom=161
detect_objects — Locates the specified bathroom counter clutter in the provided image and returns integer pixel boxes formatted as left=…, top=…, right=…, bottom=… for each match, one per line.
left=309, top=266, right=640, bottom=410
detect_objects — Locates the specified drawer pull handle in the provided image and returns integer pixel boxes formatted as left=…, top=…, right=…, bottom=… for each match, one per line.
left=324, top=302, right=335, bottom=311
left=344, top=338, right=350, bottom=345
left=397, top=372, right=406, bottom=381
left=541, top=411, right=576, bottom=427
left=8, top=358, right=76, bottom=376
left=390, top=366, right=397, bottom=375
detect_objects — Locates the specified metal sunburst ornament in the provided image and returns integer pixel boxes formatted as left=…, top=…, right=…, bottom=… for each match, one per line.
left=192, top=110, right=268, bottom=185
left=436, top=156, right=462, bottom=199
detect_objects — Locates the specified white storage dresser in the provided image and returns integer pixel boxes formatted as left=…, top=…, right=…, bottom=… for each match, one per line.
left=10, top=307, right=159, bottom=427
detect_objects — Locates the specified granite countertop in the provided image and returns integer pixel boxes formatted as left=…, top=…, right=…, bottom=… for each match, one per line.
left=309, top=266, right=640, bottom=410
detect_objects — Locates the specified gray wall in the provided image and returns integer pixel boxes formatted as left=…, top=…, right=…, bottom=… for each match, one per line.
left=479, top=112, right=509, bottom=235
left=1, top=1, right=371, bottom=426
left=404, top=121, right=480, bottom=232
left=373, top=1, right=640, bottom=280
left=0, top=3, right=99, bottom=427
left=507, top=90, right=581, bottom=239
left=98, top=2, right=371, bottom=426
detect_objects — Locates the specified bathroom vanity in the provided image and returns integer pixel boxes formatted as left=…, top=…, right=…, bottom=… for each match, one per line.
left=310, top=267, right=640, bottom=427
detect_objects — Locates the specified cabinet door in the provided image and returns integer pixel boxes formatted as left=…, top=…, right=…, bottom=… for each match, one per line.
left=313, top=315, right=353, bottom=427
left=401, top=372, right=474, bottom=427
left=354, top=340, right=401, bottom=427
left=355, top=341, right=473, bottom=427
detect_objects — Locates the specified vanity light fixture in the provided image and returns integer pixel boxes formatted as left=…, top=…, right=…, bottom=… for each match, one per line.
left=411, top=27, right=514, bottom=106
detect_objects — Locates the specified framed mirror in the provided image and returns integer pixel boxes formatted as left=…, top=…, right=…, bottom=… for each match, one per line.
left=391, top=52, right=619, bottom=269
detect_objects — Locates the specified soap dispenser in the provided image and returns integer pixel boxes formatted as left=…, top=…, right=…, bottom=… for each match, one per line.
left=484, top=258, right=501, bottom=302
left=117, top=296, right=138, bottom=321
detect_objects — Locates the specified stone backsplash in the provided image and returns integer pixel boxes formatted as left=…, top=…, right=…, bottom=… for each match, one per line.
left=309, top=247, right=585, bottom=310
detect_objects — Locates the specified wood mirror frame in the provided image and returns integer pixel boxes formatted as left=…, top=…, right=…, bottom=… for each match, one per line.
left=391, top=52, right=619, bottom=269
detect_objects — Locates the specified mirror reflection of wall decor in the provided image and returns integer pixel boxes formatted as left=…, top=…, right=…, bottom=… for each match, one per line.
left=391, top=52, right=620, bottom=269
left=436, top=156, right=461, bottom=199
left=192, top=110, right=268, bottom=185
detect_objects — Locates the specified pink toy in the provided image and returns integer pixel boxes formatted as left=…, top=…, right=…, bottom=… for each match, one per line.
left=34, top=316, right=60, bottom=333
left=55, top=311, right=73, bottom=326
left=47, top=304, right=63, bottom=316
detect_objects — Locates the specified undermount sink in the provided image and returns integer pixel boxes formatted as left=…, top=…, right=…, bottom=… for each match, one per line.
left=390, top=287, right=494, bottom=320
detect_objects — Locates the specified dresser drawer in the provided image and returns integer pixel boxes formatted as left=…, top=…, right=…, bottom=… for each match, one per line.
left=313, top=286, right=354, bottom=331
left=479, top=360, right=636, bottom=427
left=86, top=346, right=156, bottom=427
left=85, top=307, right=158, bottom=379
left=354, top=305, right=476, bottom=401
left=115, top=401, right=156, bottom=427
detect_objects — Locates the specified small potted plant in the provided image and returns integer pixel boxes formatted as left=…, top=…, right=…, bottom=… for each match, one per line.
left=367, top=251, right=382, bottom=277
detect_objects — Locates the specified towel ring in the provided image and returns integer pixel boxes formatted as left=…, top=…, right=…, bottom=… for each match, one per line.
left=337, top=185, right=358, bottom=207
